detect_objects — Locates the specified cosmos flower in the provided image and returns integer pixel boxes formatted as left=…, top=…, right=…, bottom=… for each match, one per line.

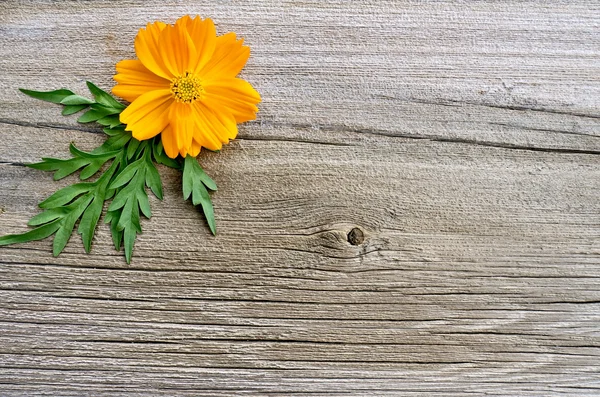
left=113, top=15, right=261, bottom=158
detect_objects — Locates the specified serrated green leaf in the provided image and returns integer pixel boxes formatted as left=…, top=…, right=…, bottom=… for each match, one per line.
left=29, top=157, right=89, bottom=181
left=155, top=149, right=181, bottom=169
left=77, top=161, right=118, bottom=253
left=86, top=81, right=126, bottom=110
left=28, top=144, right=119, bottom=182
left=183, top=155, right=217, bottom=191
left=52, top=194, right=94, bottom=256
left=127, top=138, right=141, bottom=160
left=109, top=159, right=142, bottom=189
left=62, top=104, right=88, bottom=116
left=78, top=109, right=111, bottom=123
left=192, top=181, right=216, bottom=235
left=69, top=143, right=120, bottom=160
left=39, top=183, right=92, bottom=208
left=90, top=103, right=121, bottom=116
left=60, top=95, right=94, bottom=105
left=103, top=130, right=132, bottom=150
left=96, top=115, right=122, bottom=128
left=53, top=159, right=90, bottom=180
left=182, top=155, right=194, bottom=200
left=78, top=195, right=103, bottom=253
left=123, top=223, right=136, bottom=264
left=28, top=207, right=69, bottom=226
left=26, top=158, right=62, bottom=172
left=152, top=137, right=181, bottom=169
left=104, top=211, right=114, bottom=224
left=201, top=199, right=216, bottom=236
left=79, top=162, right=103, bottom=180
left=103, top=125, right=126, bottom=135
left=105, top=210, right=123, bottom=251
left=108, top=188, right=129, bottom=211
left=198, top=170, right=217, bottom=191
left=0, top=220, right=61, bottom=246
left=137, top=189, right=151, bottom=219
left=116, top=198, right=134, bottom=232
left=19, top=88, right=74, bottom=104
left=2, top=82, right=153, bottom=263
left=191, top=180, right=206, bottom=207
left=182, top=155, right=217, bottom=235
left=144, top=159, right=163, bottom=200
left=1, top=94, right=167, bottom=263
left=28, top=156, right=89, bottom=180
left=103, top=143, right=163, bottom=263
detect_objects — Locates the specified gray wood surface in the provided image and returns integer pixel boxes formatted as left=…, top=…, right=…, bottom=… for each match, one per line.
left=1, top=1, right=599, bottom=395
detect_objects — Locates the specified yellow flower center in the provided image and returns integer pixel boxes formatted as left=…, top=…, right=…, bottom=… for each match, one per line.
left=170, top=72, right=203, bottom=103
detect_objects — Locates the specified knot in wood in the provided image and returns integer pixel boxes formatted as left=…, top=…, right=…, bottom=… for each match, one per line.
left=347, top=227, right=365, bottom=245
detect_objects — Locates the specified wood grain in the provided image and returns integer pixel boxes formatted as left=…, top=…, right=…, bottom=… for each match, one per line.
left=1, top=1, right=599, bottom=395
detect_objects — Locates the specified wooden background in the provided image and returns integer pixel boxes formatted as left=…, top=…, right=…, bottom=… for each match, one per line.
left=1, top=1, right=599, bottom=395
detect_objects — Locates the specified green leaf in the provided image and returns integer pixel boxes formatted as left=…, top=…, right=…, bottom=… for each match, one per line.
left=0, top=186, right=99, bottom=256
left=77, top=162, right=118, bottom=253
left=123, top=219, right=139, bottom=264
left=113, top=193, right=143, bottom=264
left=96, top=115, right=122, bottom=128
left=103, top=144, right=165, bottom=263
left=3, top=82, right=184, bottom=263
left=198, top=169, right=217, bottom=191
left=62, top=104, right=88, bottom=116
left=19, top=88, right=74, bottom=104
left=53, top=194, right=94, bottom=256
left=2, top=82, right=169, bottom=263
left=90, top=103, right=121, bottom=116
left=152, top=137, right=181, bottom=169
left=182, top=157, right=193, bottom=200
left=77, top=195, right=103, bottom=253
left=182, top=155, right=217, bottom=235
left=86, top=81, right=126, bottom=111
left=137, top=189, right=151, bottom=218
left=20, top=85, right=124, bottom=133
left=127, top=138, right=141, bottom=160
left=103, top=128, right=132, bottom=151
left=78, top=108, right=112, bottom=123
left=39, top=183, right=91, bottom=208
left=28, top=207, right=69, bottom=226
left=105, top=210, right=124, bottom=251
left=144, top=156, right=163, bottom=200
left=0, top=220, right=61, bottom=246
left=53, top=159, right=89, bottom=180
left=28, top=143, right=120, bottom=181
left=109, top=158, right=142, bottom=190
left=79, top=162, right=103, bottom=180
left=69, top=143, right=120, bottom=160
left=60, top=95, right=95, bottom=105
left=193, top=181, right=216, bottom=235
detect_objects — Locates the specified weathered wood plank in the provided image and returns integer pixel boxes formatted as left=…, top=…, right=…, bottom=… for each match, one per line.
left=0, top=0, right=599, bottom=395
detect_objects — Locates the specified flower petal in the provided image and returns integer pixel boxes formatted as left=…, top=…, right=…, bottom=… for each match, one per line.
left=134, top=21, right=172, bottom=80
left=189, top=139, right=201, bottom=157
left=158, top=23, right=197, bottom=77
left=203, top=91, right=259, bottom=123
left=161, top=125, right=179, bottom=159
left=193, top=101, right=238, bottom=150
left=200, top=32, right=250, bottom=81
left=120, top=89, right=173, bottom=140
left=182, top=16, right=217, bottom=74
left=112, top=60, right=171, bottom=102
left=169, top=102, right=195, bottom=157
left=203, top=78, right=261, bottom=122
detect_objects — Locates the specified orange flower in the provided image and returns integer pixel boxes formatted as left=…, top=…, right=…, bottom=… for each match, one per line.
left=113, top=16, right=261, bottom=158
